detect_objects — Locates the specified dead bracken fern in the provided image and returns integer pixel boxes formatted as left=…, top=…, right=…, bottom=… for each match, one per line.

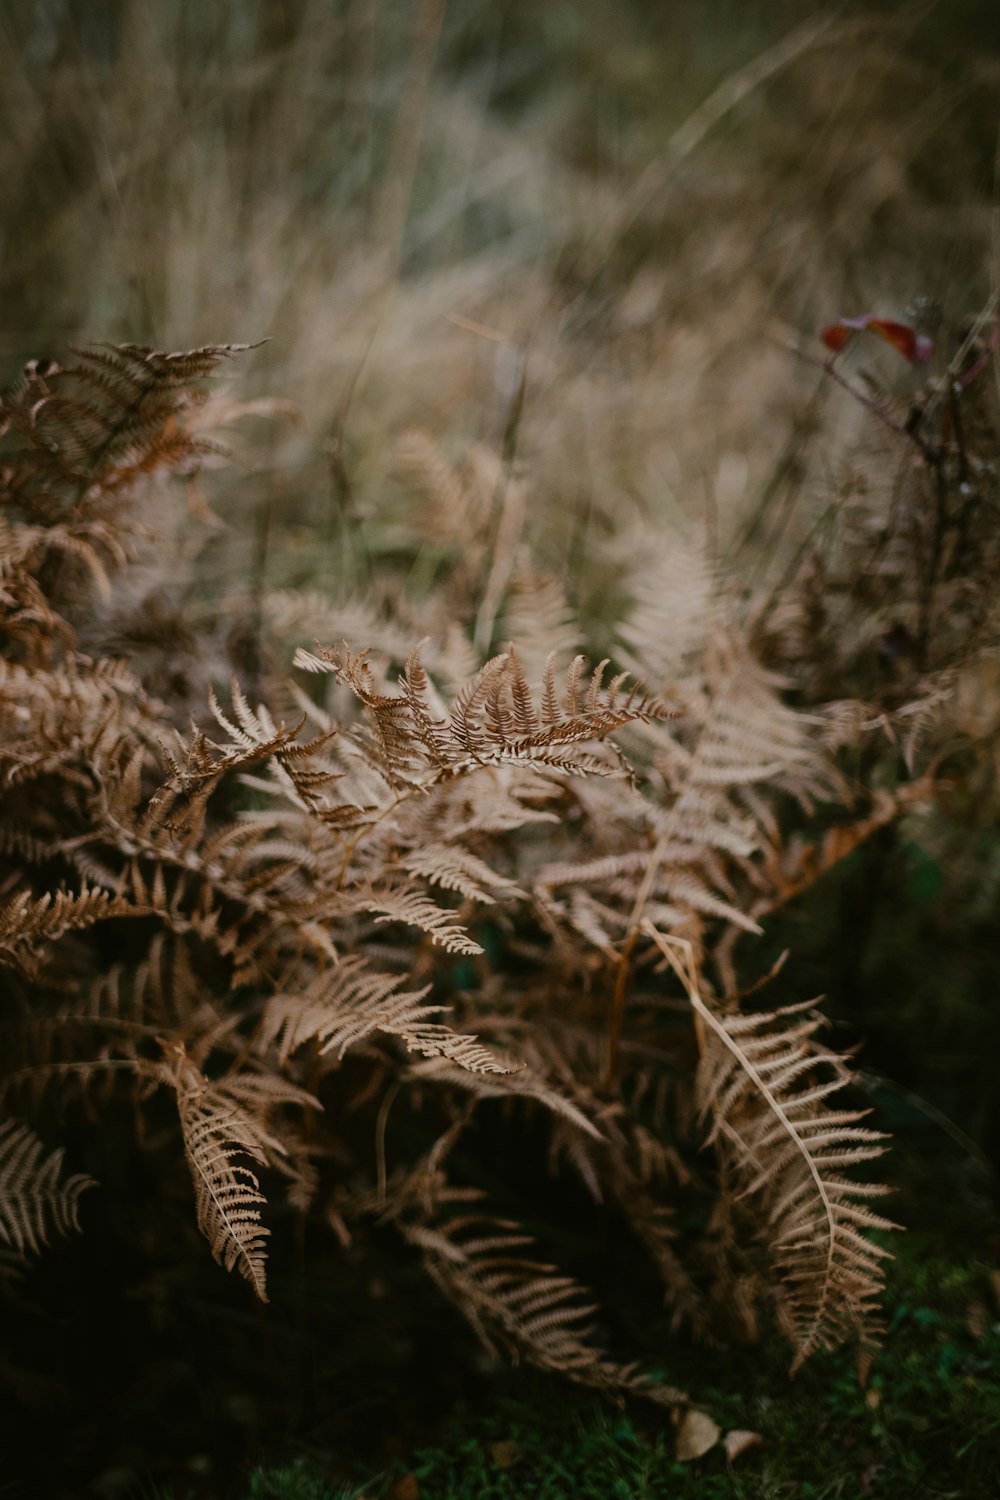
left=3, top=339, right=959, bottom=1415
left=0, top=1119, right=94, bottom=1280
left=645, top=924, right=895, bottom=1373
left=393, top=1189, right=687, bottom=1407
left=156, top=1043, right=286, bottom=1303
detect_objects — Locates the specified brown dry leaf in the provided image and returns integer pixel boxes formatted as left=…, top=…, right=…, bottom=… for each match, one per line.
left=724, top=1429, right=764, bottom=1464
left=965, top=1300, right=989, bottom=1339
left=489, top=1440, right=523, bottom=1470
left=388, top=1477, right=419, bottom=1500
left=675, top=1407, right=721, bottom=1461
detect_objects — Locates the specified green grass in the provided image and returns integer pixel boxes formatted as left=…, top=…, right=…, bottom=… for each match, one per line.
left=187, top=1232, right=1000, bottom=1500
left=399, top=1286, right=1000, bottom=1498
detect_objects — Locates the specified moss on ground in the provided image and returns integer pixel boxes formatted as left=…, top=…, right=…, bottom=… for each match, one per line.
left=191, top=1230, right=1000, bottom=1500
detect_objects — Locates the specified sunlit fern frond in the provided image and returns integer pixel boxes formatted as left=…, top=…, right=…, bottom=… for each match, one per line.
left=295, top=642, right=668, bottom=787
left=0, top=1119, right=94, bottom=1275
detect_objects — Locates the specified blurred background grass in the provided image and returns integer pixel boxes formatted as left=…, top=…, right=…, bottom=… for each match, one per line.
left=2, top=0, right=996, bottom=556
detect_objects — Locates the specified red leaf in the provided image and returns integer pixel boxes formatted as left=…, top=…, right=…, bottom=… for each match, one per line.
left=821, top=315, right=932, bottom=364
left=820, top=321, right=857, bottom=353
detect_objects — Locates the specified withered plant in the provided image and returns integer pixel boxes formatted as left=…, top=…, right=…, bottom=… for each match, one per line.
left=5, top=336, right=966, bottom=1423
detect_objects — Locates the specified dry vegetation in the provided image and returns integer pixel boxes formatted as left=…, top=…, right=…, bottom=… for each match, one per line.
left=1, top=0, right=999, bottom=1490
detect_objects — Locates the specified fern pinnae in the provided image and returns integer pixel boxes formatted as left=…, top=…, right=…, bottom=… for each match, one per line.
left=448, top=652, right=510, bottom=755
left=401, top=646, right=452, bottom=765
left=162, top=1045, right=276, bottom=1302
left=0, top=1119, right=95, bottom=1263
left=0, top=885, right=141, bottom=969
left=643, top=922, right=895, bottom=1372
left=406, top=1057, right=602, bottom=1138
left=262, top=958, right=510, bottom=1075
left=397, top=1201, right=684, bottom=1405
left=401, top=842, right=524, bottom=903
left=360, top=883, right=484, bottom=956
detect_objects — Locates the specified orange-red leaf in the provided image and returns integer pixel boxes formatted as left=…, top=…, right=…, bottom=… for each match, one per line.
left=821, top=315, right=932, bottom=364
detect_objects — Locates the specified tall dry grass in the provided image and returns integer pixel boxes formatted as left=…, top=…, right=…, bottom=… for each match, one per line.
left=1, top=0, right=995, bottom=595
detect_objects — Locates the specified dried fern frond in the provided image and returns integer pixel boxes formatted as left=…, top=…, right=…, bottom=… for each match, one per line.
left=404, top=1054, right=603, bottom=1139
left=1, top=342, right=256, bottom=519
left=358, top=882, right=484, bottom=957
left=400, top=841, right=524, bottom=903
left=0, top=886, right=141, bottom=976
left=155, top=683, right=306, bottom=808
left=646, top=924, right=895, bottom=1372
left=0, top=1119, right=94, bottom=1273
left=260, top=956, right=511, bottom=1075
left=614, top=531, right=718, bottom=686
left=397, top=1196, right=686, bottom=1407
left=500, top=564, right=582, bottom=687
left=159, top=1044, right=283, bottom=1302
left=0, top=329, right=919, bottom=1422
left=296, top=641, right=667, bottom=785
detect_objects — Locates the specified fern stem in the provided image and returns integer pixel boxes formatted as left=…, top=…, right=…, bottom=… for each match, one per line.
left=375, top=1080, right=401, bottom=1204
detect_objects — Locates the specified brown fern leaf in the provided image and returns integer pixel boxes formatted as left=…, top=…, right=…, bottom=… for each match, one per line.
left=296, top=642, right=667, bottom=785
left=357, top=883, right=484, bottom=956
left=159, top=1044, right=281, bottom=1302
left=295, top=643, right=420, bottom=783
left=400, top=842, right=523, bottom=903
left=155, top=686, right=306, bottom=806
left=614, top=531, right=718, bottom=686
left=1, top=342, right=256, bottom=517
left=399, top=1200, right=686, bottom=1406
left=0, top=1119, right=94, bottom=1271
left=404, top=1052, right=603, bottom=1139
left=260, top=956, right=511, bottom=1074
left=646, top=925, right=895, bottom=1372
left=0, top=344, right=257, bottom=666
left=437, top=647, right=666, bottom=775
left=0, top=886, right=141, bottom=975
